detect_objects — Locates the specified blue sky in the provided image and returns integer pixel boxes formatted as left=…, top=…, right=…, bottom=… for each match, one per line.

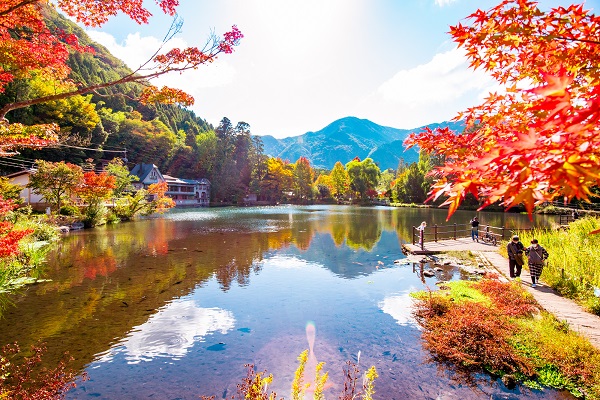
left=84, top=0, right=599, bottom=139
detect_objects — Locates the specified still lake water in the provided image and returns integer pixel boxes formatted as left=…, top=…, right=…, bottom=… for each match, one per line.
left=0, top=205, right=573, bottom=399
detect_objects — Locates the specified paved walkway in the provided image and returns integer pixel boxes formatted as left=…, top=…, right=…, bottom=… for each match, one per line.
left=403, top=238, right=600, bottom=349
left=478, top=251, right=600, bottom=349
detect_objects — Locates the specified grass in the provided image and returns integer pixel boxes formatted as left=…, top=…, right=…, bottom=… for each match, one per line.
left=412, top=278, right=600, bottom=398
left=506, top=216, right=600, bottom=314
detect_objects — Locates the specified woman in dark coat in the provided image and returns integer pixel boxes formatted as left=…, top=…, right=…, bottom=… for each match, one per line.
left=525, top=238, right=549, bottom=288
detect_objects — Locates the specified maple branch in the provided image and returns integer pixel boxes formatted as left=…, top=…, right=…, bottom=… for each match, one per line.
left=0, top=46, right=223, bottom=119
left=553, top=35, right=600, bottom=46
left=0, top=0, right=39, bottom=18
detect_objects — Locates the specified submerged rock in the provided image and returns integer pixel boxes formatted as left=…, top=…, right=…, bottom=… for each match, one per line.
left=501, top=374, right=517, bottom=389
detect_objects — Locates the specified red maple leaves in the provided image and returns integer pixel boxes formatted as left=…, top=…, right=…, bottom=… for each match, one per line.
left=406, top=0, right=600, bottom=218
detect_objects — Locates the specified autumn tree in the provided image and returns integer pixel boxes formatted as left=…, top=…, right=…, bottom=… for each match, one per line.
left=260, top=157, right=293, bottom=203
left=315, top=174, right=332, bottom=200
left=27, top=160, right=83, bottom=211
left=75, top=171, right=116, bottom=226
left=293, top=156, right=314, bottom=201
left=0, top=0, right=242, bottom=155
left=329, top=161, right=350, bottom=201
left=406, top=0, right=600, bottom=217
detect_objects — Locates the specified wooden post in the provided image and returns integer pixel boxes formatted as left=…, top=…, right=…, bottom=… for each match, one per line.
left=412, top=226, right=416, bottom=245
left=420, top=228, right=424, bottom=250
left=434, top=224, right=438, bottom=242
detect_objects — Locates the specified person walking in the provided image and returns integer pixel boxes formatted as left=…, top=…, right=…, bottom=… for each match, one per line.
left=525, top=238, right=549, bottom=287
left=470, top=216, right=480, bottom=242
left=507, top=235, right=525, bottom=278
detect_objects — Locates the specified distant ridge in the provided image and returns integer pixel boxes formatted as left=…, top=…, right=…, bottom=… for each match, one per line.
left=258, top=117, right=464, bottom=170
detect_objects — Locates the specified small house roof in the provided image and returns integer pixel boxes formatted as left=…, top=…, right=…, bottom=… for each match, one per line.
left=130, top=163, right=163, bottom=181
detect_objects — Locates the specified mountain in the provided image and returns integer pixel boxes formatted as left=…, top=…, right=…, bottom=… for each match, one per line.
left=258, top=117, right=464, bottom=170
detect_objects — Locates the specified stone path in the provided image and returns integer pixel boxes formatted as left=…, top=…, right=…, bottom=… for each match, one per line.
left=477, top=250, right=600, bottom=349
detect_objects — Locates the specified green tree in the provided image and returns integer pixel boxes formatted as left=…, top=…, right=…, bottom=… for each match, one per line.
left=394, top=162, right=426, bottom=203
left=105, top=158, right=138, bottom=196
left=0, top=177, right=24, bottom=204
left=329, top=161, right=350, bottom=201
left=27, top=161, right=83, bottom=212
left=377, top=169, right=396, bottom=200
left=346, top=158, right=380, bottom=201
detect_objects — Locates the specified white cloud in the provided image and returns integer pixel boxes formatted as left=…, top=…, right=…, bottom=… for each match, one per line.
left=434, top=0, right=458, bottom=6
left=379, top=291, right=418, bottom=327
left=377, top=48, right=491, bottom=105
left=97, top=299, right=235, bottom=363
left=357, top=47, right=496, bottom=129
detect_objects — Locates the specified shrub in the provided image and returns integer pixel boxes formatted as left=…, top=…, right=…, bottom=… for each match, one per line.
left=58, top=205, right=79, bottom=216
left=0, top=342, right=84, bottom=399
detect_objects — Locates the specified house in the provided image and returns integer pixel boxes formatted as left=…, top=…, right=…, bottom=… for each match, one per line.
left=130, top=163, right=165, bottom=190
left=5, top=169, right=45, bottom=206
left=130, top=164, right=210, bottom=207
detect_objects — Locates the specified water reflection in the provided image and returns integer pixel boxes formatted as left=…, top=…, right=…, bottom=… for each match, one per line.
left=0, top=206, right=567, bottom=400
left=100, top=299, right=235, bottom=363
left=379, top=290, right=418, bottom=327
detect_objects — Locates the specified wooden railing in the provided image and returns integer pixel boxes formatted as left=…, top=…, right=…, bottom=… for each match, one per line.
left=412, top=223, right=521, bottom=250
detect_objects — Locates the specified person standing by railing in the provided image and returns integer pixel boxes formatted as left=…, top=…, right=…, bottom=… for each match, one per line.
left=470, top=216, right=480, bottom=242
left=417, top=221, right=427, bottom=248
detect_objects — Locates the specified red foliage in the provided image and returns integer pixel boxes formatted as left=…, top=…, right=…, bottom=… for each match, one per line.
left=474, top=279, right=539, bottom=318
left=405, top=0, right=600, bottom=218
left=0, top=197, right=32, bottom=258
left=0, top=342, right=84, bottom=399
left=416, top=299, right=535, bottom=376
left=75, top=171, right=116, bottom=203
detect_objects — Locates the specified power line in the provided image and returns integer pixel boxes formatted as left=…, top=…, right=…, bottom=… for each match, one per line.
left=52, top=144, right=127, bottom=153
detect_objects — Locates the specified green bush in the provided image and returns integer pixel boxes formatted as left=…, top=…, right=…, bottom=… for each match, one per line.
left=59, top=205, right=80, bottom=216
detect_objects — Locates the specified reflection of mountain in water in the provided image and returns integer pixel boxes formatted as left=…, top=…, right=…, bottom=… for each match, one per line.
left=280, top=231, right=404, bottom=279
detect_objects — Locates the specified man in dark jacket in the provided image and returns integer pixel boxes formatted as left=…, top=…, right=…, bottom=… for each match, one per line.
left=507, top=235, right=525, bottom=278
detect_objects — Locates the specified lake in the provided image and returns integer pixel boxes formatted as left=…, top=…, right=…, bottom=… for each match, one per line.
left=0, top=205, right=572, bottom=399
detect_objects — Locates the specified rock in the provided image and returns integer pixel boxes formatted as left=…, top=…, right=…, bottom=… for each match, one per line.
left=475, top=269, right=487, bottom=275
left=478, top=263, right=485, bottom=268
left=393, top=259, right=402, bottom=264
left=501, top=374, right=517, bottom=389
left=443, top=261, right=451, bottom=265
left=423, top=269, right=436, bottom=277
left=434, top=267, right=443, bottom=272
left=420, top=258, right=429, bottom=263
left=58, top=226, right=70, bottom=233
left=435, top=281, right=448, bottom=286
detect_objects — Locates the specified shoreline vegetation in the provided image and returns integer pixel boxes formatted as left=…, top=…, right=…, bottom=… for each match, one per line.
left=412, top=277, right=600, bottom=399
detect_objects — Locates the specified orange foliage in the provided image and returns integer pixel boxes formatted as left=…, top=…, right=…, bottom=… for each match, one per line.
left=405, top=1, right=600, bottom=218
left=75, top=171, right=116, bottom=203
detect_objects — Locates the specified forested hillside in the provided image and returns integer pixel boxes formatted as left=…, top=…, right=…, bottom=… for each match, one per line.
left=0, top=5, right=213, bottom=177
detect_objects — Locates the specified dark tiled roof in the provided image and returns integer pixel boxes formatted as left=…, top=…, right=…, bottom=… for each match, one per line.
left=130, top=163, right=160, bottom=181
